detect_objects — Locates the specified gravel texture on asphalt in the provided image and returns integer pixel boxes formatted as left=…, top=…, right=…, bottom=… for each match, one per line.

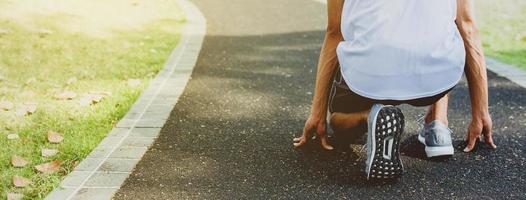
left=114, top=0, right=526, bottom=199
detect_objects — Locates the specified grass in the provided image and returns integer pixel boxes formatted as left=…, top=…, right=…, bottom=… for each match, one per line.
left=0, top=0, right=185, bottom=199
left=0, top=0, right=522, bottom=199
left=477, top=0, right=526, bottom=69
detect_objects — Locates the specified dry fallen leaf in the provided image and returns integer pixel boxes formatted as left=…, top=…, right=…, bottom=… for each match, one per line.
left=7, top=133, right=19, bottom=140
left=79, top=93, right=105, bottom=105
left=47, top=130, right=64, bottom=143
left=66, top=77, right=77, bottom=85
left=12, top=175, right=31, bottom=187
left=15, top=102, right=37, bottom=116
left=127, top=79, right=141, bottom=87
left=71, top=160, right=80, bottom=168
left=38, top=29, right=53, bottom=37
left=41, top=148, right=59, bottom=157
left=25, top=77, right=36, bottom=85
left=146, top=72, right=155, bottom=78
left=55, top=91, right=77, bottom=100
left=35, top=160, right=61, bottom=174
left=90, top=94, right=104, bottom=103
left=7, top=193, right=24, bottom=200
left=25, top=103, right=37, bottom=112
left=0, top=100, right=14, bottom=111
left=11, top=155, right=28, bottom=167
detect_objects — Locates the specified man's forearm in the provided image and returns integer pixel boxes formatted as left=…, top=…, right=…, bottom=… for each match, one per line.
left=311, top=31, right=343, bottom=117
left=458, top=21, right=490, bottom=118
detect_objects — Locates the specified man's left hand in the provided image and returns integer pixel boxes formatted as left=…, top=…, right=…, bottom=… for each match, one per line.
left=464, top=115, right=497, bottom=152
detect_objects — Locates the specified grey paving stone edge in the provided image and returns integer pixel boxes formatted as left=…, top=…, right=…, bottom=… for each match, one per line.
left=44, top=0, right=206, bottom=199
left=485, top=58, right=526, bottom=88
left=46, top=1, right=524, bottom=199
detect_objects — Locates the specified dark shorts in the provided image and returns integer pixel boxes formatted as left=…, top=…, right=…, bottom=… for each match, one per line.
left=328, top=67, right=454, bottom=114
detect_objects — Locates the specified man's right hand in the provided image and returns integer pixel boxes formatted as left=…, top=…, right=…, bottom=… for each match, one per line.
left=293, top=115, right=334, bottom=150
left=456, top=0, right=496, bottom=152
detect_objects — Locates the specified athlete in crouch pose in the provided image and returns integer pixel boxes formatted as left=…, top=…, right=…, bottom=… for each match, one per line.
left=293, top=0, right=496, bottom=179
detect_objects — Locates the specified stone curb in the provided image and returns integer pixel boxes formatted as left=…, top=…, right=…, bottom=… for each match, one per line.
left=486, top=58, right=526, bottom=88
left=44, top=0, right=206, bottom=199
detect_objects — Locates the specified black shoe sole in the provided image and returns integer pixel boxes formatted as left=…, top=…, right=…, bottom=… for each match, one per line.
left=367, top=106, right=405, bottom=179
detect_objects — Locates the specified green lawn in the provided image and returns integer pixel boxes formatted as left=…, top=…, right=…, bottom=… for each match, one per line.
left=0, top=0, right=523, bottom=199
left=477, top=0, right=526, bottom=69
left=0, top=0, right=185, bottom=199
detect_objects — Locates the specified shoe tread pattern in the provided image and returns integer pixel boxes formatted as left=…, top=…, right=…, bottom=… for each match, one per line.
left=369, top=106, right=405, bottom=179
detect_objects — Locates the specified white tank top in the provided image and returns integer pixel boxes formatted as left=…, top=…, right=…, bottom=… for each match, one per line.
left=336, top=0, right=466, bottom=100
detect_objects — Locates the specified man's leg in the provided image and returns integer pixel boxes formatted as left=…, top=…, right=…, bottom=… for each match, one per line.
left=418, top=94, right=454, bottom=157
left=330, top=92, right=451, bottom=141
left=424, top=94, right=449, bottom=125
left=328, top=67, right=375, bottom=144
left=330, top=111, right=368, bottom=132
left=328, top=110, right=369, bottom=146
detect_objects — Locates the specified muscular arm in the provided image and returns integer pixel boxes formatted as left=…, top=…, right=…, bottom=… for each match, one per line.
left=293, top=0, right=344, bottom=149
left=456, top=0, right=496, bottom=151
left=311, top=0, right=345, bottom=117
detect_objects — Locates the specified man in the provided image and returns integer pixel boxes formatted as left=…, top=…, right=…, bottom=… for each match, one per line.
left=293, top=0, right=497, bottom=179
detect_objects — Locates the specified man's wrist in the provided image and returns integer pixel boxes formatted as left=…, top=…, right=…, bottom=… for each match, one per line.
left=311, top=108, right=327, bottom=118
left=310, top=105, right=327, bottom=119
left=471, top=107, right=490, bottom=119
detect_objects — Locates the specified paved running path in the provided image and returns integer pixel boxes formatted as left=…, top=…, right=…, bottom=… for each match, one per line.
left=114, top=0, right=526, bottom=199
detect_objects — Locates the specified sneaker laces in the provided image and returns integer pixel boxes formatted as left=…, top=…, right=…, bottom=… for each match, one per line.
left=417, top=112, right=452, bottom=132
left=416, top=114, right=426, bottom=130
left=360, top=144, right=367, bottom=153
left=358, top=144, right=367, bottom=160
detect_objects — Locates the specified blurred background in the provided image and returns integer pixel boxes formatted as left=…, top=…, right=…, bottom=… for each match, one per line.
left=0, top=0, right=524, bottom=199
left=476, top=0, right=526, bottom=69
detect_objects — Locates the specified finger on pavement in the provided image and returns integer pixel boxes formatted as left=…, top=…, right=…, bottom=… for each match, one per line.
left=483, top=128, right=497, bottom=149
left=463, top=130, right=478, bottom=152
left=320, top=136, right=334, bottom=150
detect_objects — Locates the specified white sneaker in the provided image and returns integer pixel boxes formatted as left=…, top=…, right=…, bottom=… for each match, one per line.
left=365, top=104, right=404, bottom=179
left=418, top=120, right=454, bottom=157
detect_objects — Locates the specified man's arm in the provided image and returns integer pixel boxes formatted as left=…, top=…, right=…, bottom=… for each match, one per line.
left=456, top=0, right=497, bottom=152
left=311, top=1, right=344, bottom=118
left=293, top=0, right=344, bottom=149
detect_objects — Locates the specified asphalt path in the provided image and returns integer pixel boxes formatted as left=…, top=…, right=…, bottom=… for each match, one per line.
left=114, top=0, right=526, bottom=199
